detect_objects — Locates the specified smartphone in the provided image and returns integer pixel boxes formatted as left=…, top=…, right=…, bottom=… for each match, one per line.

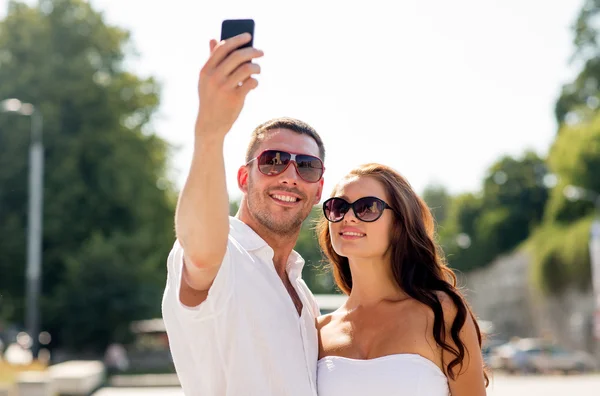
left=220, top=19, right=255, bottom=49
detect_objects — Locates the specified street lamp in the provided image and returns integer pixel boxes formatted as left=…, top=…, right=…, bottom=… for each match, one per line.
left=1, top=98, right=44, bottom=358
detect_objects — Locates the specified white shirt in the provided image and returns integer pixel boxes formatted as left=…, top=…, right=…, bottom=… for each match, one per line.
left=161, top=217, right=320, bottom=396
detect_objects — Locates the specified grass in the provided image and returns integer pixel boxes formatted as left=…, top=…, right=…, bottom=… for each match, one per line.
left=0, top=360, right=47, bottom=387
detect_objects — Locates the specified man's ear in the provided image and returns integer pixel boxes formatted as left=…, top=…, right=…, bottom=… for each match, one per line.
left=313, top=178, right=325, bottom=205
left=238, top=165, right=249, bottom=194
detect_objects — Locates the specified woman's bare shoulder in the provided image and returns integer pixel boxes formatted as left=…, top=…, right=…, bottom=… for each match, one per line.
left=316, top=312, right=334, bottom=331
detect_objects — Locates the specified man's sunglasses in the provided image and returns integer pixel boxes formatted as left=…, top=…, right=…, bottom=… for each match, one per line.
left=247, top=149, right=325, bottom=183
left=323, top=196, right=395, bottom=223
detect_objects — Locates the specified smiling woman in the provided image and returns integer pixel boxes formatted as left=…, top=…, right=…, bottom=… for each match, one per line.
left=316, top=163, right=488, bottom=396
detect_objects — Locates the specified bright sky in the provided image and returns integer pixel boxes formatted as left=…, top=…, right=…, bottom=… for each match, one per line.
left=1, top=0, right=584, bottom=200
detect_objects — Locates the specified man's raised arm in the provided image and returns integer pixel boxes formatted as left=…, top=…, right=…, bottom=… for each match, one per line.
left=174, top=33, right=263, bottom=303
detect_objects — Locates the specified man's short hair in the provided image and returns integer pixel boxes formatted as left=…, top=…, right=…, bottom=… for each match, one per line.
left=245, top=117, right=326, bottom=163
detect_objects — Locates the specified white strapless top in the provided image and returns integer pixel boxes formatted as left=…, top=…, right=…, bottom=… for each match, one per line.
left=317, top=354, right=449, bottom=396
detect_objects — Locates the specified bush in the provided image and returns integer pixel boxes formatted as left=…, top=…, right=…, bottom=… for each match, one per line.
left=528, top=215, right=594, bottom=294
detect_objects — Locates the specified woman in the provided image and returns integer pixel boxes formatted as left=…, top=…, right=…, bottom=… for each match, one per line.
left=316, top=163, right=489, bottom=395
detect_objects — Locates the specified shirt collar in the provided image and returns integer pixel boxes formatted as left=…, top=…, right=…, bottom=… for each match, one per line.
left=229, top=216, right=306, bottom=278
left=229, top=216, right=268, bottom=251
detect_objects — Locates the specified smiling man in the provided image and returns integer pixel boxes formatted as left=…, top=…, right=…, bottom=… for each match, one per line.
left=161, top=33, right=326, bottom=396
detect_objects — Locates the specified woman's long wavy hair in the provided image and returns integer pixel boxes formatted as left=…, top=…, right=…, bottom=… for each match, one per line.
left=317, top=163, right=489, bottom=386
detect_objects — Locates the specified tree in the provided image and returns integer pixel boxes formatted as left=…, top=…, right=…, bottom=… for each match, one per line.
left=530, top=95, right=600, bottom=294
left=529, top=216, right=594, bottom=295
left=529, top=0, right=600, bottom=294
left=52, top=232, right=163, bottom=350
left=422, top=184, right=451, bottom=226
left=480, top=152, right=549, bottom=251
left=544, top=114, right=600, bottom=223
left=0, top=0, right=176, bottom=351
left=438, top=192, right=483, bottom=272
left=555, top=0, right=600, bottom=125
left=438, top=152, right=549, bottom=272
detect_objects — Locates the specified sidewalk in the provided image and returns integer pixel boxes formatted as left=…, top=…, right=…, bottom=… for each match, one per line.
left=94, top=387, right=183, bottom=396
left=93, top=374, right=182, bottom=396
left=108, top=373, right=180, bottom=388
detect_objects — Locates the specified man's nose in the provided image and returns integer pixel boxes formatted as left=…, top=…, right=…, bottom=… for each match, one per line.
left=278, top=161, right=300, bottom=185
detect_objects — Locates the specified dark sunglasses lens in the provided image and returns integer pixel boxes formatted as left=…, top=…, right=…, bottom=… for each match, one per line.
left=354, top=197, right=384, bottom=222
left=295, top=155, right=324, bottom=182
left=324, top=198, right=348, bottom=222
left=257, top=150, right=290, bottom=175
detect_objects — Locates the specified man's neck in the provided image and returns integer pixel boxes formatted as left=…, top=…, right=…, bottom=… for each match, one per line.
left=236, top=207, right=300, bottom=281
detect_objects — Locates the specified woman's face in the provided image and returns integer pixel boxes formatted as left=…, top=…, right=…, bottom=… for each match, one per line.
left=327, top=176, right=395, bottom=261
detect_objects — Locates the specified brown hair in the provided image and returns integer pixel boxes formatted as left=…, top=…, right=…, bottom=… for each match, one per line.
left=317, top=163, right=489, bottom=386
left=244, top=117, right=326, bottom=163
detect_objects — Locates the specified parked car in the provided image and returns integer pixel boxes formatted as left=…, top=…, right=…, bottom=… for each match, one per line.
left=490, top=337, right=533, bottom=373
left=527, top=344, right=597, bottom=374
left=482, top=338, right=506, bottom=367
left=490, top=337, right=597, bottom=374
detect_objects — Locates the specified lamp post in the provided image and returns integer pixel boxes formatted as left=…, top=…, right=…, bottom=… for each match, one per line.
left=1, top=98, right=44, bottom=358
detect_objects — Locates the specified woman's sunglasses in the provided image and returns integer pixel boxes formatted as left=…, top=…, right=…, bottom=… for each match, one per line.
left=247, top=149, right=325, bottom=183
left=323, top=196, right=395, bottom=223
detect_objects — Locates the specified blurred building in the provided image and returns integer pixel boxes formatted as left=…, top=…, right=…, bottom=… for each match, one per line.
left=463, top=250, right=596, bottom=355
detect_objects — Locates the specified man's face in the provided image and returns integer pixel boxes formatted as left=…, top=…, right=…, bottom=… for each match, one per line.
left=238, top=129, right=324, bottom=236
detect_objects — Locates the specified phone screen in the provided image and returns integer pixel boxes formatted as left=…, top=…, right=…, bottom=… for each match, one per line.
left=220, top=19, right=255, bottom=49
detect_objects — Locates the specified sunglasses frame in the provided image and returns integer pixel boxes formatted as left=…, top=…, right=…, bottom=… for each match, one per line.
left=247, top=149, right=325, bottom=183
left=323, top=196, right=396, bottom=223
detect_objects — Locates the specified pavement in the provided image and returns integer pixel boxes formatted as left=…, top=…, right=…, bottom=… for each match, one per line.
left=108, top=374, right=180, bottom=388
left=486, top=373, right=600, bottom=396
left=93, top=373, right=600, bottom=395
left=94, top=387, right=183, bottom=396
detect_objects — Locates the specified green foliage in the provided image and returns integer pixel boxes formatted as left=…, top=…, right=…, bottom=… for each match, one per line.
left=51, top=232, right=162, bottom=350
left=544, top=113, right=600, bottom=223
left=437, top=192, right=482, bottom=272
left=437, top=152, right=549, bottom=273
left=422, top=184, right=451, bottom=225
left=0, top=0, right=175, bottom=351
left=448, top=193, right=482, bottom=238
left=296, top=208, right=337, bottom=294
left=229, top=200, right=240, bottom=216
left=555, top=0, right=600, bottom=124
left=474, top=208, right=513, bottom=257
left=528, top=216, right=594, bottom=294
left=482, top=152, right=549, bottom=224
left=529, top=0, right=600, bottom=294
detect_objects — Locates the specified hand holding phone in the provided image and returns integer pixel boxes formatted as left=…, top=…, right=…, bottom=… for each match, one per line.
left=194, top=19, right=262, bottom=139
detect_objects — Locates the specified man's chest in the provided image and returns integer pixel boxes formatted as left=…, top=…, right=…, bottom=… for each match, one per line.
left=237, top=255, right=313, bottom=316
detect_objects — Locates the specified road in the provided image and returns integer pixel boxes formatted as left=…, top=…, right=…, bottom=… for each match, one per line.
left=93, top=374, right=600, bottom=395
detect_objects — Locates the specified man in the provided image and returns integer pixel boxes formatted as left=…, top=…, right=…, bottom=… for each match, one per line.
left=161, top=33, right=326, bottom=396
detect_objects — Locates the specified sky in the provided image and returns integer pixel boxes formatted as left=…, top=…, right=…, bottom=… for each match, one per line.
left=0, top=0, right=585, bottom=200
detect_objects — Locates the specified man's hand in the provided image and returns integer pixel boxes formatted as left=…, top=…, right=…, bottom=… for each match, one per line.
left=195, top=33, right=264, bottom=138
